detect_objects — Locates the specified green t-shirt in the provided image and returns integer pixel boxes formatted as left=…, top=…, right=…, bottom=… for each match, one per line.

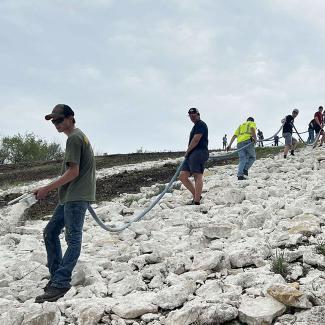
left=58, top=128, right=96, bottom=203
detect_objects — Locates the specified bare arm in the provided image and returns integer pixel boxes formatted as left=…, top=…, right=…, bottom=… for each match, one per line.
left=315, top=116, right=322, bottom=127
left=185, top=134, right=202, bottom=157
left=34, top=163, right=79, bottom=200
left=227, top=135, right=237, bottom=151
left=251, top=127, right=257, bottom=143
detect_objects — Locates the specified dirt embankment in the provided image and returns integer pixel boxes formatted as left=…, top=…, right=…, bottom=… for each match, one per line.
left=0, top=151, right=186, bottom=185
left=0, top=146, right=282, bottom=221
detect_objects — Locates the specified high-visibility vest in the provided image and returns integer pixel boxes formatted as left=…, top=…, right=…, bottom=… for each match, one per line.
left=234, top=121, right=256, bottom=143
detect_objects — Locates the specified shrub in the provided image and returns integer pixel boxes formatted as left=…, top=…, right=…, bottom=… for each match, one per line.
left=0, top=133, right=63, bottom=164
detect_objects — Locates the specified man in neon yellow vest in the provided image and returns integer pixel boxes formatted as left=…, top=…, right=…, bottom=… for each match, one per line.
left=227, top=117, right=257, bottom=180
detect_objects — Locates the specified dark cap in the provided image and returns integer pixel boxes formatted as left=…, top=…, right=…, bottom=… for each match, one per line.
left=45, top=104, right=74, bottom=120
left=188, top=107, right=200, bottom=115
left=247, top=117, right=254, bottom=122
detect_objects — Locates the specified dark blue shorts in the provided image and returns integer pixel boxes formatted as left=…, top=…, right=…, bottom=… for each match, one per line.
left=181, top=149, right=209, bottom=174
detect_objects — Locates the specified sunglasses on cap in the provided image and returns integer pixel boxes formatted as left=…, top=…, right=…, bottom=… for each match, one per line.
left=51, top=117, right=65, bottom=125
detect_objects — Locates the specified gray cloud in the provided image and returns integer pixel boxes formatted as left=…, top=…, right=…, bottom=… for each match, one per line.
left=1, top=0, right=324, bottom=153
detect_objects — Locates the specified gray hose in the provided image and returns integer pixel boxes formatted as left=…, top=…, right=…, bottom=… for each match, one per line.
left=87, top=159, right=186, bottom=232
left=292, top=125, right=321, bottom=148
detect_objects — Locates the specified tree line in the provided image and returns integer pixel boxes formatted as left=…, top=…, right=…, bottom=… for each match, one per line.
left=0, top=133, right=63, bottom=164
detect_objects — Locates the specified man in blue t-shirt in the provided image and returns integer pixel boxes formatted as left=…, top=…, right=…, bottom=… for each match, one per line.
left=282, top=108, right=299, bottom=158
left=179, top=108, right=209, bottom=205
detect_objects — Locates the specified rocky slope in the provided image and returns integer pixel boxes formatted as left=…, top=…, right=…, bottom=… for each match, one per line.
left=1, top=146, right=325, bottom=325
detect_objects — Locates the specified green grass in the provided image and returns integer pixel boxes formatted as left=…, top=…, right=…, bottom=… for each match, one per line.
left=316, top=238, right=325, bottom=256
left=271, top=249, right=289, bottom=278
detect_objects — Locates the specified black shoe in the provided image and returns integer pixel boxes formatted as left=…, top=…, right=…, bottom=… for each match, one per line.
left=243, top=169, right=248, bottom=176
left=284, top=155, right=287, bottom=159
left=190, top=195, right=202, bottom=205
left=35, top=285, right=70, bottom=303
left=290, top=150, right=295, bottom=156
left=43, top=280, right=52, bottom=292
left=237, top=176, right=245, bottom=180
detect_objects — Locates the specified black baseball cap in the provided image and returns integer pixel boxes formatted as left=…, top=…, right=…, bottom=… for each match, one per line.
left=45, top=104, right=74, bottom=120
left=188, top=107, right=200, bottom=114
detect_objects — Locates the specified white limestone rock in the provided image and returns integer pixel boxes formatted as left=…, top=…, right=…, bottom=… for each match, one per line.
left=243, top=211, right=268, bottom=230
left=2, top=303, right=61, bottom=325
left=284, top=207, right=304, bottom=218
left=16, top=235, right=42, bottom=252
left=268, top=231, right=304, bottom=248
left=108, top=273, right=147, bottom=297
left=195, top=280, right=223, bottom=301
left=0, top=298, right=19, bottom=315
left=9, top=260, right=48, bottom=281
left=227, top=241, right=271, bottom=268
left=166, top=254, right=192, bottom=274
left=179, top=270, right=209, bottom=283
left=226, top=269, right=285, bottom=291
left=303, top=249, right=325, bottom=268
left=165, top=305, right=201, bottom=325
left=190, top=250, right=224, bottom=271
left=141, top=313, right=160, bottom=322
left=72, top=262, right=108, bottom=297
left=9, top=279, right=44, bottom=302
left=148, top=274, right=164, bottom=289
left=282, top=214, right=321, bottom=236
left=219, top=189, right=246, bottom=205
left=153, top=280, right=196, bottom=310
left=199, top=303, right=238, bottom=324
left=112, top=292, right=158, bottom=319
left=294, top=306, right=325, bottom=324
left=203, top=223, right=239, bottom=239
left=77, top=304, right=106, bottom=325
left=0, top=307, right=25, bottom=325
left=238, top=296, right=286, bottom=325
left=29, top=251, right=47, bottom=266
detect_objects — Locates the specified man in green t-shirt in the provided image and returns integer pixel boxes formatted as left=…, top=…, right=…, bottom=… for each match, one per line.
left=34, top=104, right=96, bottom=303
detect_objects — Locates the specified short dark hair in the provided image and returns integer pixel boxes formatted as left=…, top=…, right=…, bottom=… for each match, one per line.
left=247, top=117, right=254, bottom=122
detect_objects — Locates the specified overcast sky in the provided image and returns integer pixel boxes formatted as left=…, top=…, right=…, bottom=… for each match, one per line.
left=1, top=0, right=325, bottom=154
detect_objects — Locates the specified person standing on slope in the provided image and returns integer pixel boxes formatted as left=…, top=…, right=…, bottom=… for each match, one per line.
left=314, top=106, right=325, bottom=147
left=222, top=134, right=227, bottom=150
left=282, top=109, right=299, bottom=158
left=34, top=104, right=96, bottom=303
left=179, top=108, right=209, bottom=205
left=227, top=117, right=257, bottom=180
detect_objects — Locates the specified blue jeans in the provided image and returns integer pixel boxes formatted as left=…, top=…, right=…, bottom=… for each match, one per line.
left=307, top=128, right=315, bottom=144
left=43, top=201, right=88, bottom=288
left=237, top=140, right=256, bottom=177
